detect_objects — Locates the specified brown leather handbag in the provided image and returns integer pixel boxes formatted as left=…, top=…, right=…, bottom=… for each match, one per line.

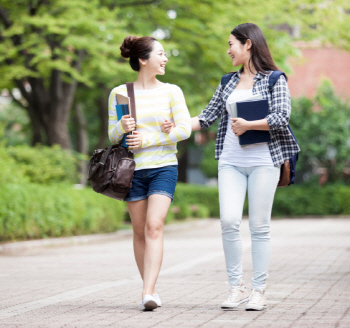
left=277, top=160, right=290, bottom=188
left=87, top=82, right=136, bottom=200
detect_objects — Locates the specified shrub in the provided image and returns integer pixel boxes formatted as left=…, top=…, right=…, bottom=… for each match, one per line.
left=0, top=184, right=126, bottom=241
left=191, top=204, right=210, bottom=218
left=5, top=144, right=80, bottom=184
left=0, top=146, right=27, bottom=184
left=173, top=183, right=220, bottom=217
left=172, top=183, right=350, bottom=218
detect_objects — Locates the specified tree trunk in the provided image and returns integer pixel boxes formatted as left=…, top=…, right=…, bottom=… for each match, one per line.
left=74, top=103, right=88, bottom=185
left=177, top=140, right=189, bottom=182
left=27, top=106, right=44, bottom=146
left=95, top=87, right=109, bottom=149
left=23, top=50, right=84, bottom=150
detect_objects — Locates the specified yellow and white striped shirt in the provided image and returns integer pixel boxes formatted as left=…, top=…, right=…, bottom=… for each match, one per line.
left=108, top=83, right=192, bottom=170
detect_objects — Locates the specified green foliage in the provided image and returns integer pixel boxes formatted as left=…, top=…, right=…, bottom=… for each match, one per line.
left=174, top=204, right=192, bottom=220
left=199, top=140, right=218, bottom=179
left=173, top=183, right=221, bottom=218
left=2, top=0, right=348, bottom=152
left=0, top=0, right=124, bottom=89
left=0, top=101, right=31, bottom=146
left=171, top=182, right=350, bottom=219
left=0, top=145, right=27, bottom=185
left=3, top=144, right=80, bottom=184
left=290, top=80, right=350, bottom=183
left=191, top=204, right=210, bottom=219
left=273, top=184, right=350, bottom=216
left=0, top=184, right=126, bottom=241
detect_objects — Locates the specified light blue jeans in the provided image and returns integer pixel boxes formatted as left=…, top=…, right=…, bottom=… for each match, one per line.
left=218, top=163, right=280, bottom=290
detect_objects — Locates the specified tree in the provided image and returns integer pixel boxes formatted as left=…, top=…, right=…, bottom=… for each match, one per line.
left=0, top=0, right=124, bottom=148
left=1, top=0, right=348, bottom=155
left=291, top=80, right=350, bottom=184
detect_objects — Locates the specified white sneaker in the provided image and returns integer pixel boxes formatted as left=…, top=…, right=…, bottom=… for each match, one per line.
left=142, top=295, right=157, bottom=311
left=245, top=289, right=267, bottom=311
left=221, top=280, right=249, bottom=309
left=153, top=294, right=162, bottom=307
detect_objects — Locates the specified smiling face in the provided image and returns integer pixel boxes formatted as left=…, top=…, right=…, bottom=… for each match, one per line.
left=139, top=41, right=168, bottom=75
left=227, top=34, right=251, bottom=67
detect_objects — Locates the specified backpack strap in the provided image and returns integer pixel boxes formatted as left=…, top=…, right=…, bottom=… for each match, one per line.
left=221, top=72, right=235, bottom=88
left=268, top=71, right=286, bottom=93
left=222, top=70, right=286, bottom=91
left=269, top=71, right=298, bottom=145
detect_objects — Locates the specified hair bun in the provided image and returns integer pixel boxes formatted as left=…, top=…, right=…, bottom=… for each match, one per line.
left=120, top=36, right=138, bottom=58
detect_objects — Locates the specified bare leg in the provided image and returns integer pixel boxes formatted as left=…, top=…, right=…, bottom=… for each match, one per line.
left=142, top=194, right=171, bottom=297
left=127, top=200, right=147, bottom=279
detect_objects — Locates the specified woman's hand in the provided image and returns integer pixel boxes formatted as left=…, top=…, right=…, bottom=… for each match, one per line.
left=121, top=114, right=136, bottom=133
left=161, top=119, right=174, bottom=133
left=231, top=117, right=250, bottom=136
left=126, top=131, right=142, bottom=149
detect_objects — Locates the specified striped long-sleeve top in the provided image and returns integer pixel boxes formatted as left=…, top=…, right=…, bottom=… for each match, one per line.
left=108, top=83, right=192, bottom=170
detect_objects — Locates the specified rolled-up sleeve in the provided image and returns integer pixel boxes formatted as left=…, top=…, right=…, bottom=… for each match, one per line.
left=265, top=75, right=291, bottom=130
left=198, top=83, right=223, bottom=130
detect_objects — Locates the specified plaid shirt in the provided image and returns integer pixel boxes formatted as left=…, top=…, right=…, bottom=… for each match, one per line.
left=198, top=70, right=300, bottom=166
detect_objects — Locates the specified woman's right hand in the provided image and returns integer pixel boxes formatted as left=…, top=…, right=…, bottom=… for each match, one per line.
left=161, top=119, right=174, bottom=133
left=121, top=114, right=136, bottom=133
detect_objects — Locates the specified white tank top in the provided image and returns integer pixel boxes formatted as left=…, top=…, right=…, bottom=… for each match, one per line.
left=219, top=89, right=273, bottom=167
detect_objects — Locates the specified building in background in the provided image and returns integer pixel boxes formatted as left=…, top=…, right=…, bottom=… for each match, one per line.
left=287, top=41, right=350, bottom=100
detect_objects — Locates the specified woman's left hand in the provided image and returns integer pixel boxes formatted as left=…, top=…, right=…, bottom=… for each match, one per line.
left=126, top=131, right=142, bottom=149
left=231, top=117, right=250, bottom=136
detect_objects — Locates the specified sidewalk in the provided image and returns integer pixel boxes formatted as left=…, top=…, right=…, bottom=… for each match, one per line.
left=0, top=218, right=350, bottom=327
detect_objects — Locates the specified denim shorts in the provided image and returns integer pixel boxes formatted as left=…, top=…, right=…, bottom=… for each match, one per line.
left=124, top=165, right=178, bottom=202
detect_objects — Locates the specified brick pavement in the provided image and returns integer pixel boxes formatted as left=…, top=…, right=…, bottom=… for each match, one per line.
left=0, top=218, right=350, bottom=328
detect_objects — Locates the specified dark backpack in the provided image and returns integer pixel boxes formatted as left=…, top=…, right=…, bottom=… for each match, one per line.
left=220, top=70, right=299, bottom=185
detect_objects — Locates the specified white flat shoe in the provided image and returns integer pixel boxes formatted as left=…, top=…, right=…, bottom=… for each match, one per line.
left=153, top=294, right=162, bottom=307
left=142, top=295, right=158, bottom=311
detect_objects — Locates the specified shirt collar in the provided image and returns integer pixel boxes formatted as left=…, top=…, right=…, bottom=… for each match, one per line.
left=254, top=71, right=265, bottom=82
left=234, top=68, right=266, bottom=82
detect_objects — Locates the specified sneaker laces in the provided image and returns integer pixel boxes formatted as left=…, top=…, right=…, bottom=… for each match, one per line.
left=249, top=289, right=263, bottom=303
left=225, top=282, right=245, bottom=301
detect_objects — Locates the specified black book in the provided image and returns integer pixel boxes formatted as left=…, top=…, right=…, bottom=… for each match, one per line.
left=236, top=99, right=271, bottom=146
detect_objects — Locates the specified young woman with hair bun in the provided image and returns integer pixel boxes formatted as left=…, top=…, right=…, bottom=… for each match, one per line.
left=108, top=36, right=191, bottom=311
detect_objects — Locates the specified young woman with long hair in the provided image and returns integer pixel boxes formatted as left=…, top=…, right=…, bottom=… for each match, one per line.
left=162, top=23, right=300, bottom=310
left=108, top=36, right=191, bottom=310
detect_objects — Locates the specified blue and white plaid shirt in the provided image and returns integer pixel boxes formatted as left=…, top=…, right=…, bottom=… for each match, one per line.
left=198, top=70, right=300, bottom=166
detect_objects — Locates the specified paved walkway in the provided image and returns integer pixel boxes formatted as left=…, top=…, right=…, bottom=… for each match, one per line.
left=0, top=218, right=350, bottom=328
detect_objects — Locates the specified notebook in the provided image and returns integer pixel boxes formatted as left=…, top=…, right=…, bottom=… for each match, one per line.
left=115, top=93, right=131, bottom=148
left=236, top=99, right=271, bottom=146
left=228, top=93, right=263, bottom=118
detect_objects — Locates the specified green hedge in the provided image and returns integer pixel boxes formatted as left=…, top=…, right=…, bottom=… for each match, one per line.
left=273, top=184, right=350, bottom=216
left=2, top=181, right=349, bottom=242
left=0, top=184, right=126, bottom=242
left=172, top=183, right=350, bottom=218
left=172, top=183, right=220, bottom=218
left=5, top=144, right=81, bottom=184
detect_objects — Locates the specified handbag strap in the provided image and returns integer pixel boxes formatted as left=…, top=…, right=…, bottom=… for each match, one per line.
left=99, top=145, right=113, bottom=166
left=126, top=82, right=137, bottom=126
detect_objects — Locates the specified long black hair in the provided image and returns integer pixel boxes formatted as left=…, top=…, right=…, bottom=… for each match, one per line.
left=231, top=23, right=285, bottom=78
